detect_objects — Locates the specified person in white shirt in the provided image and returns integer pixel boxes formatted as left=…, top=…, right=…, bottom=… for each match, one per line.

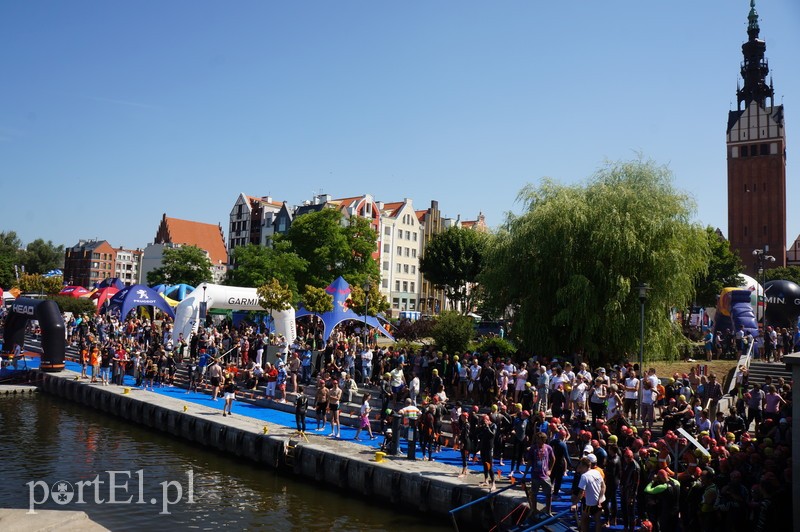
left=569, top=375, right=588, bottom=412
left=572, top=454, right=605, bottom=532
left=623, top=370, right=640, bottom=424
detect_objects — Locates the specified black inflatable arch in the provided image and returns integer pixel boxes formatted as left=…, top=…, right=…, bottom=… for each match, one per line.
left=3, top=298, right=66, bottom=372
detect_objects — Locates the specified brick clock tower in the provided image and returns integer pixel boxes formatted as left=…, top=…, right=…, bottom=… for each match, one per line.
left=727, top=0, right=786, bottom=273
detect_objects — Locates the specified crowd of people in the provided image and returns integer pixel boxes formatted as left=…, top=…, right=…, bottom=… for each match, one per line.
left=3, top=309, right=793, bottom=531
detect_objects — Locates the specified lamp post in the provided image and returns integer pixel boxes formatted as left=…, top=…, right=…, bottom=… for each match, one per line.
left=637, top=283, right=649, bottom=425
left=752, top=246, right=776, bottom=323
left=362, top=280, right=371, bottom=348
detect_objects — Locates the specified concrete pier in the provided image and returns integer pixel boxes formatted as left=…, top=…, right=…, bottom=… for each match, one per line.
left=0, top=508, right=108, bottom=531
left=0, top=385, right=38, bottom=395
left=34, top=369, right=528, bottom=528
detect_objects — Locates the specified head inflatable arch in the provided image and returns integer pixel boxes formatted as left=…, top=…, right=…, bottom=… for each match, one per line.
left=2, top=298, right=65, bottom=372
left=173, top=283, right=296, bottom=346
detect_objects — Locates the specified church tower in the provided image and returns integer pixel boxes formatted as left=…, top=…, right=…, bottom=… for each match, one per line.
left=727, top=0, right=786, bottom=272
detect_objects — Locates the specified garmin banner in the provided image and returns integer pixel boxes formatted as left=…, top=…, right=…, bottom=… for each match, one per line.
left=3, top=298, right=66, bottom=372
left=109, top=284, right=176, bottom=320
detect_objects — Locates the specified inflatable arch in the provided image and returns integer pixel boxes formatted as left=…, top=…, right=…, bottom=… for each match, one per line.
left=173, top=284, right=296, bottom=346
left=2, top=298, right=66, bottom=372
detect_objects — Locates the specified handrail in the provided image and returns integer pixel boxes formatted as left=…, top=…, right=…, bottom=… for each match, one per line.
left=449, top=479, right=524, bottom=532
left=518, top=508, right=572, bottom=531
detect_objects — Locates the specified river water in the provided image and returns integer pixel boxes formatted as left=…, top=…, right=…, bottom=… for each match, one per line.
left=0, top=393, right=449, bottom=531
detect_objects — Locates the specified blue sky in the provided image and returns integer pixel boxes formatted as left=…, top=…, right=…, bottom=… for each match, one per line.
left=2, top=1, right=799, bottom=251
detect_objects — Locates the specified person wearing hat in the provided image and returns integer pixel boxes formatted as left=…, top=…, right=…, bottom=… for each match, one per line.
left=509, top=409, right=530, bottom=477
left=644, top=469, right=680, bottom=532
left=620, top=448, right=640, bottom=532
left=571, top=454, right=606, bottom=532
left=550, top=429, right=573, bottom=502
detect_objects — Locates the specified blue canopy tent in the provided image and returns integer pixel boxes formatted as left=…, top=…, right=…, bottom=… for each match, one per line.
left=109, top=284, right=175, bottom=320
left=165, top=283, right=195, bottom=301
left=295, top=276, right=394, bottom=342
left=96, top=277, right=125, bottom=290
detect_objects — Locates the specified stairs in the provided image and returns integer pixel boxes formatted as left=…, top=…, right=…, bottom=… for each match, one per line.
left=747, top=361, right=792, bottom=388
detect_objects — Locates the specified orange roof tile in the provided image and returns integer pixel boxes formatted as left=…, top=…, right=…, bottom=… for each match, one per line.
left=381, top=201, right=404, bottom=217
left=159, top=215, right=228, bottom=265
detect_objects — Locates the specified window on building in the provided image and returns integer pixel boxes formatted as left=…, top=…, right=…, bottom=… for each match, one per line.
left=403, top=264, right=409, bottom=273
left=402, top=281, right=408, bottom=292
left=404, top=230, right=409, bottom=240
left=392, top=298, right=400, bottom=309
left=405, top=248, right=410, bottom=257
left=412, top=249, right=417, bottom=258
left=382, top=278, right=389, bottom=288
left=383, top=261, right=389, bottom=270
left=411, top=265, right=416, bottom=274
left=760, top=143, right=769, bottom=156
left=413, top=233, right=417, bottom=241
left=397, top=264, right=402, bottom=273
left=409, top=299, right=416, bottom=311
left=384, top=243, right=390, bottom=253
left=395, top=280, right=400, bottom=291
left=397, top=246, right=402, bottom=255
left=741, top=145, right=748, bottom=157
left=410, top=282, right=415, bottom=292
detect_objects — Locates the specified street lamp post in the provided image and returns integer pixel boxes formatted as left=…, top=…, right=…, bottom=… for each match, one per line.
left=752, top=246, right=776, bottom=323
left=362, top=280, right=371, bottom=348
left=637, top=283, right=650, bottom=425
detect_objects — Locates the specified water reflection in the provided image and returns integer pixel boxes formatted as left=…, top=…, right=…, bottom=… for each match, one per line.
left=0, top=394, right=448, bottom=531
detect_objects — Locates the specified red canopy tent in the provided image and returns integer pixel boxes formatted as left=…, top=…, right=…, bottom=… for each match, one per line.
left=59, top=286, right=92, bottom=298
left=90, top=287, right=119, bottom=312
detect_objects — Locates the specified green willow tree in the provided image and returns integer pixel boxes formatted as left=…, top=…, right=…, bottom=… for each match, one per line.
left=482, top=158, right=710, bottom=363
left=419, top=226, right=486, bottom=314
left=146, top=245, right=213, bottom=287
left=21, top=239, right=64, bottom=274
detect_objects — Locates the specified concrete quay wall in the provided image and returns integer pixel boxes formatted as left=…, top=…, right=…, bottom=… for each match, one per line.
left=35, top=370, right=525, bottom=528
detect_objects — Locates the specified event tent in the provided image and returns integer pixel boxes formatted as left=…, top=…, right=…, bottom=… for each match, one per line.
left=108, top=284, right=175, bottom=320
left=295, top=276, right=394, bottom=342
left=59, top=286, right=92, bottom=298
left=96, top=278, right=125, bottom=290
left=90, top=287, right=119, bottom=312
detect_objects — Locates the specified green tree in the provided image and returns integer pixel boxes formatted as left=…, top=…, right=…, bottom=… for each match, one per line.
left=347, top=279, right=390, bottom=317
left=301, top=284, right=334, bottom=349
left=17, top=273, right=64, bottom=295
left=50, top=295, right=98, bottom=316
left=693, top=227, right=743, bottom=307
left=283, top=208, right=380, bottom=289
left=257, top=276, right=292, bottom=316
left=482, top=158, right=709, bottom=363
left=419, top=226, right=486, bottom=313
left=763, top=266, right=800, bottom=286
left=227, top=241, right=308, bottom=298
left=430, top=311, right=474, bottom=353
left=146, top=245, right=213, bottom=287
left=21, top=239, right=64, bottom=274
left=0, top=231, right=23, bottom=288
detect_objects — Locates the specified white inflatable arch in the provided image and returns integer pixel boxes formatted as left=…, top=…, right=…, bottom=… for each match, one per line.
left=173, top=283, right=296, bottom=346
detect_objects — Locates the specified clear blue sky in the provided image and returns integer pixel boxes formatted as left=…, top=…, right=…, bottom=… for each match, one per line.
left=2, top=1, right=799, bottom=251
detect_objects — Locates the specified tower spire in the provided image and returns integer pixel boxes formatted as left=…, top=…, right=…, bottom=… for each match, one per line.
left=737, top=0, right=773, bottom=109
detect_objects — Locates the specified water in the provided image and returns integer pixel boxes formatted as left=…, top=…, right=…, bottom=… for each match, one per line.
left=0, top=393, right=449, bottom=531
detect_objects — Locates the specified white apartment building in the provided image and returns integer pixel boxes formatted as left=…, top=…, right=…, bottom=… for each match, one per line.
left=379, top=198, right=422, bottom=317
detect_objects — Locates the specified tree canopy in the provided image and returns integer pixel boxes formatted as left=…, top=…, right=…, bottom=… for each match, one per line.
left=693, top=227, right=743, bottom=308
left=257, top=278, right=293, bottom=317
left=419, top=226, right=486, bottom=314
left=227, top=241, right=307, bottom=300
left=282, top=208, right=380, bottom=290
left=481, top=158, right=710, bottom=363
left=0, top=231, right=23, bottom=288
left=146, top=245, right=213, bottom=287
left=21, top=239, right=64, bottom=275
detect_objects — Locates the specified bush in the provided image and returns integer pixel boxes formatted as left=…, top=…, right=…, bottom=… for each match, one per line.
left=472, top=336, right=516, bottom=359
left=391, top=318, right=434, bottom=344
left=430, top=311, right=474, bottom=354
left=49, top=295, right=98, bottom=316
